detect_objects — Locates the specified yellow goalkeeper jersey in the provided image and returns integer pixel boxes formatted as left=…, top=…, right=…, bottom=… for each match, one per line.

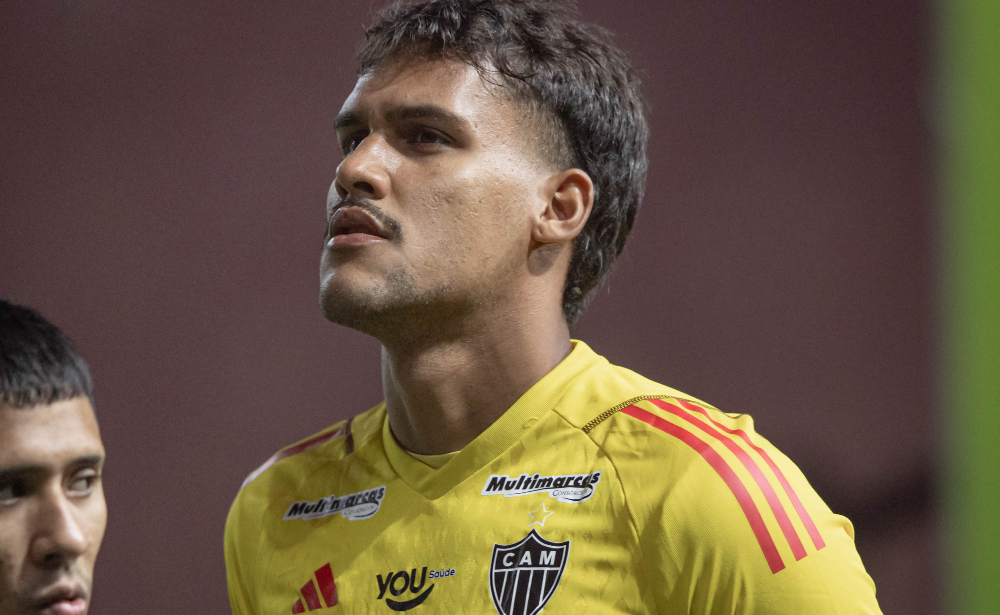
left=224, top=341, right=881, bottom=614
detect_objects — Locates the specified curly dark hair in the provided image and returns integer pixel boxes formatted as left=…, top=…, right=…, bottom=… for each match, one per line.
left=0, top=299, right=93, bottom=409
left=358, top=0, right=648, bottom=325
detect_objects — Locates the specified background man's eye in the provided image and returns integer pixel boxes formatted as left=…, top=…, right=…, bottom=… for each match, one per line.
left=0, top=482, right=24, bottom=503
left=67, top=473, right=97, bottom=495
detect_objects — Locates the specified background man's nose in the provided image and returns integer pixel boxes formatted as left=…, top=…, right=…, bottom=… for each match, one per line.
left=30, top=489, right=89, bottom=568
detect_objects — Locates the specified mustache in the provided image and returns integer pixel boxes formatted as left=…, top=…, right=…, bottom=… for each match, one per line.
left=327, top=197, right=403, bottom=241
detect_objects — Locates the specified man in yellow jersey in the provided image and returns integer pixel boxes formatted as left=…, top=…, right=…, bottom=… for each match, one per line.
left=225, top=1, right=882, bottom=613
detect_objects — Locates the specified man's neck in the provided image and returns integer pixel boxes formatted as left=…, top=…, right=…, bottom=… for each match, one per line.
left=380, top=306, right=572, bottom=455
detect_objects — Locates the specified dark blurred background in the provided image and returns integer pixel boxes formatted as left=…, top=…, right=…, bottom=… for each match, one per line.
left=0, top=1, right=936, bottom=613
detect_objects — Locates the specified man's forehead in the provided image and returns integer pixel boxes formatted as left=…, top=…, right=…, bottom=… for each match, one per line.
left=0, top=397, right=103, bottom=468
left=338, top=58, right=497, bottom=122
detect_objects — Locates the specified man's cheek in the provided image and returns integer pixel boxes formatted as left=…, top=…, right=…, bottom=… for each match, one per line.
left=84, top=496, right=109, bottom=562
left=0, top=551, right=21, bottom=615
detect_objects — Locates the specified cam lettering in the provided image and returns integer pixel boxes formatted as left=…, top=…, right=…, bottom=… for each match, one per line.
left=496, top=549, right=560, bottom=570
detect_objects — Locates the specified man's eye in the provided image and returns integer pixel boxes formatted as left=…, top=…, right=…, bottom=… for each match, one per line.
left=342, top=132, right=367, bottom=155
left=411, top=129, right=446, bottom=145
left=0, top=481, right=25, bottom=504
left=67, top=472, right=98, bottom=496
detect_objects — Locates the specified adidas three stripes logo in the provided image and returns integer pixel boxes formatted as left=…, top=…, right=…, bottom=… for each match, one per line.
left=292, top=563, right=338, bottom=613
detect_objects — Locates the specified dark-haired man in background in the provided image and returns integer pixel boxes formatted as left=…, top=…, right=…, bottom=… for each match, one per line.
left=0, top=300, right=106, bottom=615
left=225, top=1, right=881, bottom=612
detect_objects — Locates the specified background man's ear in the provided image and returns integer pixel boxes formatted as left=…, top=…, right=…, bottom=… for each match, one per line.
left=532, top=168, right=595, bottom=244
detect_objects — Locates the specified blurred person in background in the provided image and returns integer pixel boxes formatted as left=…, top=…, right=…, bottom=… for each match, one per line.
left=0, top=300, right=106, bottom=615
left=225, top=0, right=882, bottom=612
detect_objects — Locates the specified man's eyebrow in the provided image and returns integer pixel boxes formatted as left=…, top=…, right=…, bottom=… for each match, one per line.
left=0, top=455, right=104, bottom=480
left=0, top=464, right=45, bottom=481
left=334, top=105, right=471, bottom=131
left=384, top=104, right=469, bottom=129
left=334, top=110, right=364, bottom=131
left=69, top=455, right=105, bottom=469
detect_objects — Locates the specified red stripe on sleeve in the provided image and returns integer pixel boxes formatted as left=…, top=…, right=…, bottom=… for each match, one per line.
left=314, top=563, right=339, bottom=607
left=242, top=428, right=343, bottom=488
left=292, top=598, right=305, bottom=614
left=622, top=405, right=786, bottom=574
left=300, top=579, right=323, bottom=611
left=675, top=399, right=826, bottom=550
left=648, top=398, right=808, bottom=561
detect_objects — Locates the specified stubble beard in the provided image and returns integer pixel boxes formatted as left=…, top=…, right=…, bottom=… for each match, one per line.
left=320, top=267, right=469, bottom=346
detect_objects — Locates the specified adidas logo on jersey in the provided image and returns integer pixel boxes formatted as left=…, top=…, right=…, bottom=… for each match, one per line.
left=292, top=563, right=338, bottom=613
left=481, top=471, right=602, bottom=503
left=283, top=485, right=386, bottom=521
left=375, top=566, right=454, bottom=611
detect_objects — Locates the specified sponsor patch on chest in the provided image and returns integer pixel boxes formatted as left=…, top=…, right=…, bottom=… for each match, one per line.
left=481, top=471, right=601, bottom=503
left=375, top=566, right=456, bottom=611
left=283, top=485, right=386, bottom=521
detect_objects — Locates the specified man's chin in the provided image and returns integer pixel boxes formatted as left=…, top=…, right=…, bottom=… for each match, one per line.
left=319, top=283, right=391, bottom=336
left=320, top=268, right=419, bottom=327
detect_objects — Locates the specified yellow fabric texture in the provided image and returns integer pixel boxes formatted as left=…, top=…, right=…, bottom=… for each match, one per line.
left=225, top=341, right=881, bottom=614
left=407, top=449, right=459, bottom=469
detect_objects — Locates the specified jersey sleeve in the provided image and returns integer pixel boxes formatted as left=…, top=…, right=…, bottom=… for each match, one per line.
left=597, top=397, right=882, bottom=614
left=224, top=487, right=257, bottom=615
left=221, top=420, right=351, bottom=615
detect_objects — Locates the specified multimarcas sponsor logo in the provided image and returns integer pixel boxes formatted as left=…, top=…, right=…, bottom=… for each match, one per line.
left=375, top=566, right=455, bottom=611
left=283, top=485, right=386, bottom=521
left=481, top=471, right=601, bottom=503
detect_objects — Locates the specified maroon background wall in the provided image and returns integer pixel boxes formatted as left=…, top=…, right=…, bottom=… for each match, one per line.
left=0, top=1, right=935, bottom=613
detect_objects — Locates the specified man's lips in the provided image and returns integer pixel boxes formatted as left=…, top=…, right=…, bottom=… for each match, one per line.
left=35, top=584, right=88, bottom=615
left=40, top=597, right=86, bottom=615
left=327, top=206, right=390, bottom=247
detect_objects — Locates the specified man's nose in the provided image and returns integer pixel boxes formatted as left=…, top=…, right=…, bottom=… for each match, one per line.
left=334, top=135, right=391, bottom=201
left=29, top=487, right=89, bottom=567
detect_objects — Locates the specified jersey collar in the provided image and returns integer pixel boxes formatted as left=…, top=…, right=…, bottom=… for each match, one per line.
left=380, top=340, right=603, bottom=500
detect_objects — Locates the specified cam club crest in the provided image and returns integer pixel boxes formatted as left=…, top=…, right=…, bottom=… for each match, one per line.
left=489, top=529, right=570, bottom=615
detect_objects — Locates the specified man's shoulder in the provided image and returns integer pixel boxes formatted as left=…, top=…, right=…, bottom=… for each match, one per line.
left=582, top=392, right=776, bottom=495
left=554, top=350, right=719, bottom=430
left=236, top=402, right=386, bottom=494
left=224, top=402, right=388, bottom=572
left=570, top=386, right=878, bottom=608
left=566, top=361, right=787, bottom=511
left=570, top=380, right=841, bottom=579
left=561, top=352, right=803, bottom=520
left=553, top=354, right=758, bottom=490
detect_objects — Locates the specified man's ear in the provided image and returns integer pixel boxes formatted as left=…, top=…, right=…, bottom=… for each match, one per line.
left=532, top=168, right=595, bottom=245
